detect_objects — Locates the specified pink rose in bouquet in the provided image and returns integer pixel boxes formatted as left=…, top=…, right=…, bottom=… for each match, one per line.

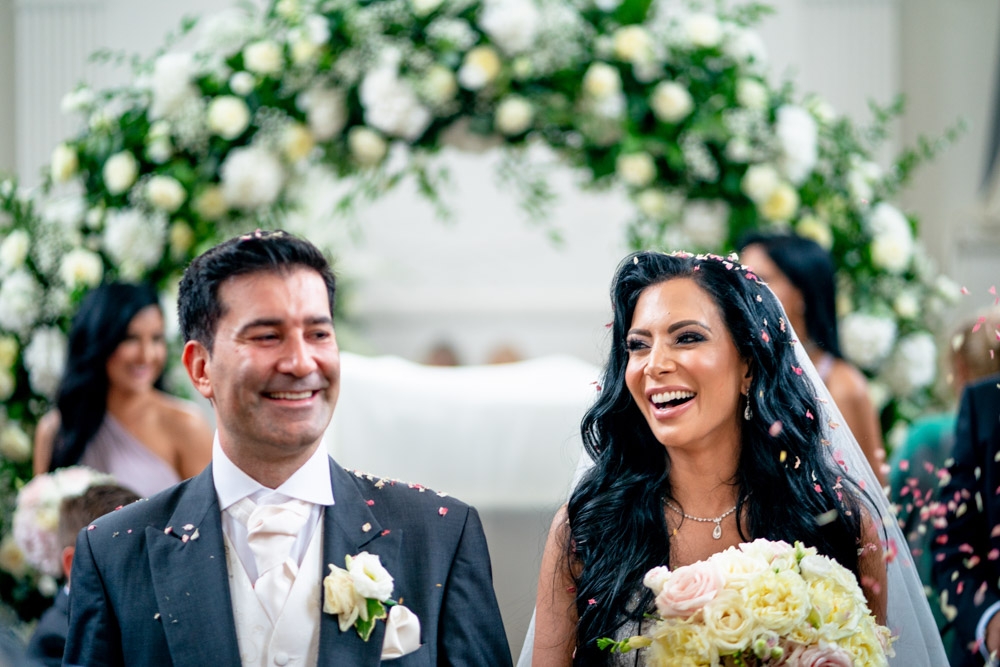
left=654, top=559, right=722, bottom=617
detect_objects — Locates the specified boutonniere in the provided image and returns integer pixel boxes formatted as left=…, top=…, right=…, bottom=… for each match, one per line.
left=322, top=551, right=399, bottom=641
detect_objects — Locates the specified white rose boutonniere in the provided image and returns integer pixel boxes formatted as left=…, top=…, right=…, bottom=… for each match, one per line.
left=324, top=551, right=411, bottom=642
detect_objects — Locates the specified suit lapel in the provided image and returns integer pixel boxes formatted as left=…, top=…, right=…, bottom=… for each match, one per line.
left=146, top=466, right=241, bottom=667
left=317, top=462, right=402, bottom=667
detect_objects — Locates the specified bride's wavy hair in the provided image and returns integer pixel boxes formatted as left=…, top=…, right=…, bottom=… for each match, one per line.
left=566, top=251, right=866, bottom=664
left=49, top=283, right=163, bottom=471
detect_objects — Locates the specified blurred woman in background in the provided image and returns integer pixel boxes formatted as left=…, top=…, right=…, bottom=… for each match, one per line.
left=738, top=232, right=887, bottom=485
left=33, top=282, right=212, bottom=497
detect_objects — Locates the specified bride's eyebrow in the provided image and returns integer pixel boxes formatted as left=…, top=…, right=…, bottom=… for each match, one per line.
left=667, top=319, right=711, bottom=333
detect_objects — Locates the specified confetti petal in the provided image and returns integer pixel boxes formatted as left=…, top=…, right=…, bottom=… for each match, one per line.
left=438, top=507, right=449, bottom=516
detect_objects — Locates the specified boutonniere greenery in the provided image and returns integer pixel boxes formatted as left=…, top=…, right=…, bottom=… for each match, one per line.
left=322, top=551, right=396, bottom=641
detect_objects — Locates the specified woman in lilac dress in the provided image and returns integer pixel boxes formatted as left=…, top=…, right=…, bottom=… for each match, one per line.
left=33, top=283, right=212, bottom=497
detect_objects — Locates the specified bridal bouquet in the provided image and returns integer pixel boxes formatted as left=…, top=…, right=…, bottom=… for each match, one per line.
left=599, top=539, right=892, bottom=666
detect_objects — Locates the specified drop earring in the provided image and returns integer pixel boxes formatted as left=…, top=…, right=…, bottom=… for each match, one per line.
left=743, top=393, right=752, bottom=420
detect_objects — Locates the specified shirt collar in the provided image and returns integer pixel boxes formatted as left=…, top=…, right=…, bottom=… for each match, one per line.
left=212, top=433, right=335, bottom=511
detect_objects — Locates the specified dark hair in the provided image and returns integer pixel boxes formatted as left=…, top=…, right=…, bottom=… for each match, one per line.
left=178, top=230, right=336, bottom=351
left=566, top=251, right=865, bottom=663
left=737, top=232, right=843, bottom=358
left=58, top=483, right=141, bottom=550
left=49, top=283, right=163, bottom=471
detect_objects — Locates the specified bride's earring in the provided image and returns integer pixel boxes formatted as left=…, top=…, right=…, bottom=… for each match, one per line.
left=743, top=393, right=752, bottom=421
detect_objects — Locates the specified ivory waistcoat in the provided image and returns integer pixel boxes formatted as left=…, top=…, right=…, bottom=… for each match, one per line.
left=224, top=524, right=323, bottom=666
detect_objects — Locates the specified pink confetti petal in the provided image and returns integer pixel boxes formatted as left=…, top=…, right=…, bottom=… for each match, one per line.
left=805, top=409, right=814, bottom=420
left=792, top=365, right=803, bottom=375
left=588, top=598, right=597, bottom=605
left=438, top=507, right=449, bottom=516
left=961, top=286, right=970, bottom=295
left=769, top=421, right=783, bottom=437
left=366, top=499, right=375, bottom=506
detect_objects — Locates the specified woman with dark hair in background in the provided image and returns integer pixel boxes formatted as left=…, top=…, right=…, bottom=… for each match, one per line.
left=33, top=282, right=212, bottom=497
left=525, top=250, right=944, bottom=666
left=737, top=232, right=887, bottom=485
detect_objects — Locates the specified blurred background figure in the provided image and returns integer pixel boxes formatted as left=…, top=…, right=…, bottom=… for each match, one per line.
left=738, top=233, right=888, bottom=485
left=423, top=341, right=461, bottom=366
left=25, top=483, right=140, bottom=667
left=891, top=309, right=1000, bottom=636
left=486, top=344, right=523, bottom=365
left=32, top=282, right=212, bottom=497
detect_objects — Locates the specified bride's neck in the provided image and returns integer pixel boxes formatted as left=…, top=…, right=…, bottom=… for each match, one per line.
left=667, top=454, right=739, bottom=515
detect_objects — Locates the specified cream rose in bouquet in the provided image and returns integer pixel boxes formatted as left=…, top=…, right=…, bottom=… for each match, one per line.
left=599, top=539, right=893, bottom=666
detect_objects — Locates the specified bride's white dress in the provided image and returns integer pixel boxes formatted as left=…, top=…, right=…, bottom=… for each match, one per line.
left=516, top=314, right=948, bottom=666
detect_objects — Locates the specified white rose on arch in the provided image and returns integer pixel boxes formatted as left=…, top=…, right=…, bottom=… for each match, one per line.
left=775, top=105, right=817, bottom=185
left=0, top=270, right=42, bottom=336
left=881, top=332, right=937, bottom=395
left=103, top=209, right=168, bottom=278
left=59, top=248, right=104, bottom=290
left=299, top=86, right=348, bottom=141
left=207, top=96, right=251, bottom=140
left=242, top=40, right=284, bottom=76
left=359, top=64, right=432, bottom=141
left=220, top=146, right=286, bottom=210
left=650, top=81, right=693, bottom=124
left=146, top=175, right=187, bottom=213
left=348, top=127, right=388, bottom=167
left=458, top=46, right=502, bottom=90
left=0, top=229, right=30, bottom=273
left=103, top=151, right=139, bottom=196
left=616, top=152, right=657, bottom=188
left=149, top=52, right=197, bottom=120
left=495, top=96, right=534, bottom=136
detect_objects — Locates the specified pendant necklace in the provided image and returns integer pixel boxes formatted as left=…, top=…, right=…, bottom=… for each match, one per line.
left=665, top=500, right=737, bottom=540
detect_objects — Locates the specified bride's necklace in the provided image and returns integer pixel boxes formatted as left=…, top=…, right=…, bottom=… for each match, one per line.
left=664, top=500, right=737, bottom=540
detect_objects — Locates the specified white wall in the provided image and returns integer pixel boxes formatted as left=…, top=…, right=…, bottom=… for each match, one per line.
left=0, top=0, right=15, bottom=174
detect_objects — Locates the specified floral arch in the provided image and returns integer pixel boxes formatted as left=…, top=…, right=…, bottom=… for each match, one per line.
left=0, top=0, right=959, bottom=618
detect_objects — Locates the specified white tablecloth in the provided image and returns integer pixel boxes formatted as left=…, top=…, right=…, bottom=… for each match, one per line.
left=324, top=352, right=601, bottom=509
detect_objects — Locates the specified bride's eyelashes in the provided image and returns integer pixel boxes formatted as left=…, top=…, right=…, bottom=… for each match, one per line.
left=625, top=331, right=707, bottom=352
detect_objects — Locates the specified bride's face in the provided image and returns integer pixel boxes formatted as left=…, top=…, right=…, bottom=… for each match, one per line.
left=624, top=278, right=750, bottom=454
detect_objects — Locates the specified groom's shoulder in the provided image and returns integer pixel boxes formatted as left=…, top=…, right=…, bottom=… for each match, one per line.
left=80, top=476, right=201, bottom=548
left=340, top=468, right=474, bottom=518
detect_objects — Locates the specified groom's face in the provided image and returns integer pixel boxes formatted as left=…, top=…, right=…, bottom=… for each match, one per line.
left=186, top=267, right=341, bottom=468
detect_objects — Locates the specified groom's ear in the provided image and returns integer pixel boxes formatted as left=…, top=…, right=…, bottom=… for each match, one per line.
left=182, top=340, right=214, bottom=401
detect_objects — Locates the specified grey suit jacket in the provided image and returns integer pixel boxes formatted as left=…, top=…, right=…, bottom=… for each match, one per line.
left=64, top=459, right=512, bottom=666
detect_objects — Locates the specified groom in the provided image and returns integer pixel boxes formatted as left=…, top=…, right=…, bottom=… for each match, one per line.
left=64, top=230, right=512, bottom=666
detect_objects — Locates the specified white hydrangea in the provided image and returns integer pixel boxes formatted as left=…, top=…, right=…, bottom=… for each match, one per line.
left=880, top=332, right=937, bottom=395
left=23, top=327, right=67, bottom=398
left=59, top=248, right=104, bottom=290
left=723, top=26, right=767, bottom=68
left=0, top=270, right=42, bottom=335
left=478, top=0, right=540, bottom=55
left=299, top=87, right=348, bottom=141
left=681, top=199, right=730, bottom=249
left=102, top=208, right=167, bottom=278
left=0, top=230, right=30, bottom=273
left=149, top=53, right=198, bottom=120
left=359, top=64, right=432, bottom=141
left=775, top=105, right=817, bottom=185
left=840, top=312, right=897, bottom=371
left=220, top=146, right=286, bottom=210
left=198, top=9, right=252, bottom=56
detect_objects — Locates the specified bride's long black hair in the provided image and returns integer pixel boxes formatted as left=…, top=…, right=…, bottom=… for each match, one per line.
left=566, top=251, right=866, bottom=664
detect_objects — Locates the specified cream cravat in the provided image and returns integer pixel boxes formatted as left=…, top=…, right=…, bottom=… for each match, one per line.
left=229, top=497, right=312, bottom=624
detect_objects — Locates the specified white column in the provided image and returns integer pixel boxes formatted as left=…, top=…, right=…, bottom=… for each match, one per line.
left=14, top=0, right=107, bottom=185
left=0, top=0, right=15, bottom=174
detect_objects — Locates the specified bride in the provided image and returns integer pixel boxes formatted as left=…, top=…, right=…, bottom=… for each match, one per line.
left=525, top=250, right=946, bottom=665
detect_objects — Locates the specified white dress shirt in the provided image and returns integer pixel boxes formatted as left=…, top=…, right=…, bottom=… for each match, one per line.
left=212, top=435, right=335, bottom=581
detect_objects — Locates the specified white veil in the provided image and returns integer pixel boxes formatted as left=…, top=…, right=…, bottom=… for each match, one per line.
left=516, top=291, right=948, bottom=666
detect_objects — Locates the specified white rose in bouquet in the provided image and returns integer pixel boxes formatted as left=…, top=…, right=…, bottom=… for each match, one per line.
left=243, top=40, right=284, bottom=76
left=650, top=81, right=693, bottom=124
left=146, top=175, right=187, bottom=213
left=495, top=96, right=534, bottom=135
left=0, top=423, right=31, bottom=463
left=685, top=13, right=722, bottom=48
left=840, top=312, right=897, bottom=371
left=220, top=146, right=286, bottom=209
left=458, top=46, right=502, bottom=90
left=50, top=144, right=79, bottom=183
left=23, top=327, right=67, bottom=398
left=881, top=332, right=937, bottom=395
left=207, top=96, right=251, bottom=140
left=149, top=52, right=197, bottom=120
left=775, top=105, right=818, bottom=185
left=103, top=151, right=139, bottom=195
left=616, top=152, right=657, bottom=188
left=0, top=270, right=42, bottom=335
left=360, top=65, right=432, bottom=141
left=299, top=87, right=348, bottom=141
left=479, top=0, right=540, bottom=55
left=642, top=566, right=672, bottom=595
left=103, top=208, right=167, bottom=276
left=59, top=248, right=103, bottom=290
left=347, top=127, right=388, bottom=166
left=0, top=229, right=30, bottom=272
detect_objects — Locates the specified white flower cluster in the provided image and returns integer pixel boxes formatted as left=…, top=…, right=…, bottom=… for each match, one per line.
left=22, top=327, right=67, bottom=398
left=840, top=313, right=898, bottom=371
left=360, top=60, right=432, bottom=141
left=880, top=332, right=937, bottom=395
left=102, top=209, right=167, bottom=279
left=867, top=202, right=914, bottom=273
left=0, top=270, right=42, bottom=336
